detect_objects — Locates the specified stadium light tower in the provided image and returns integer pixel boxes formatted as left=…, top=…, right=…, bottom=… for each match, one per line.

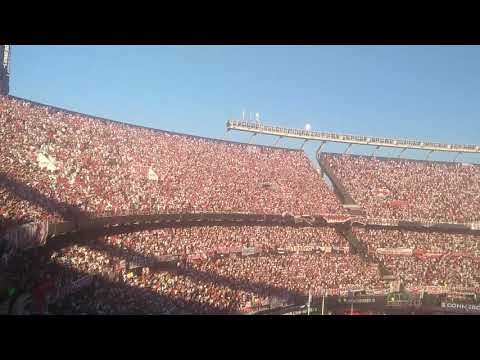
left=0, top=45, right=11, bottom=95
left=255, top=112, right=260, bottom=124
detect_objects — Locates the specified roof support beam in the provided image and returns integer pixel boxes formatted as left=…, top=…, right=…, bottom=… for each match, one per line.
left=453, top=152, right=463, bottom=163
left=315, top=141, right=327, bottom=159
left=300, top=139, right=308, bottom=150
left=273, top=136, right=283, bottom=146
left=248, top=132, right=257, bottom=144
left=425, top=150, right=434, bottom=161
left=371, top=145, right=381, bottom=157
left=397, top=147, right=408, bottom=159
left=344, top=143, right=353, bottom=155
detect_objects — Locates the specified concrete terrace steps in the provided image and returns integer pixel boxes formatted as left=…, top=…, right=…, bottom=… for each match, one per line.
left=340, top=227, right=393, bottom=278
left=316, top=153, right=366, bottom=218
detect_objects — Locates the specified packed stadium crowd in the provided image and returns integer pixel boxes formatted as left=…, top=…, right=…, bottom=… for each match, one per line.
left=323, top=153, right=480, bottom=223
left=0, top=185, right=54, bottom=231
left=107, top=225, right=346, bottom=258
left=376, top=255, right=480, bottom=290
left=3, top=94, right=480, bottom=314
left=353, top=228, right=480, bottom=254
left=8, top=223, right=480, bottom=314
left=4, top=235, right=384, bottom=314
left=0, top=95, right=344, bottom=232
left=352, top=227, right=480, bottom=292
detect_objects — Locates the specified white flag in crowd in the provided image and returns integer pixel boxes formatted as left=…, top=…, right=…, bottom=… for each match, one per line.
left=148, top=167, right=158, bottom=181
left=37, top=152, right=58, bottom=171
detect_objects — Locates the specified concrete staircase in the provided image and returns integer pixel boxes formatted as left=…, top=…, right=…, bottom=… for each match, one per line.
left=339, top=226, right=393, bottom=279
left=317, top=154, right=367, bottom=218
left=342, top=204, right=366, bottom=217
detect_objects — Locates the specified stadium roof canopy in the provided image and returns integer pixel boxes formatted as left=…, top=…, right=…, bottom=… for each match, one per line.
left=226, top=120, right=480, bottom=159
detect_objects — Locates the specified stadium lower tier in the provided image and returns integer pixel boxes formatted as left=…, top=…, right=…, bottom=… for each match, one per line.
left=4, top=235, right=383, bottom=314
left=377, top=255, right=480, bottom=290
left=352, top=228, right=480, bottom=291
left=4, top=224, right=480, bottom=314
left=353, top=227, right=480, bottom=254
left=104, top=225, right=347, bottom=259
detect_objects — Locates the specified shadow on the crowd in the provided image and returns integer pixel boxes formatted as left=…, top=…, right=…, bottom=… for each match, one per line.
left=0, top=172, right=311, bottom=312
left=181, top=259, right=307, bottom=304
left=55, top=229, right=309, bottom=305
left=8, top=245, right=229, bottom=315
left=0, top=172, right=88, bottom=222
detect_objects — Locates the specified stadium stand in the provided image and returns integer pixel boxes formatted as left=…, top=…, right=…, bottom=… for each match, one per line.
left=107, top=225, right=346, bottom=257
left=0, top=95, right=345, bottom=232
left=2, top=94, right=480, bottom=314
left=0, top=95, right=367, bottom=314
left=322, top=153, right=480, bottom=223
left=7, top=238, right=382, bottom=314
left=353, top=227, right=480, bottom=292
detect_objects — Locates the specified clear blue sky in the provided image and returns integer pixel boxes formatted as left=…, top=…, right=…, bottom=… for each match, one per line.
left=10, top=45, right=480, bottom=163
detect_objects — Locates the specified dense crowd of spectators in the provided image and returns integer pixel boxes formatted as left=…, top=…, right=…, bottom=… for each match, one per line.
left=11, top=239, right=382, bottom=314
left=108, top=225, right=345, bottom=258
left=353, top=227, right=480, bottom=291
left=4, top=94, right=480, bottom=313
left=376, top=255, right=480, bottom=290
left=0, top=96, right=344, bottom=232
left=9, top=231, right=479, bottom=313
left=191, top=253, right=382, bottom=298
left=353, top=227, right=480, bottom=254
left=323, top=153, right=480, bottom=223
left=10, top=222, right=480, bottom=314
left=0, top=185, right=58, bottom=231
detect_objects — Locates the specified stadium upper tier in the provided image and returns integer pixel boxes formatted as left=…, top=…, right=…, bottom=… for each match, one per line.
left=322, top=153, right=480, bottom=223
left=0, top=95, right=344, bottom=229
